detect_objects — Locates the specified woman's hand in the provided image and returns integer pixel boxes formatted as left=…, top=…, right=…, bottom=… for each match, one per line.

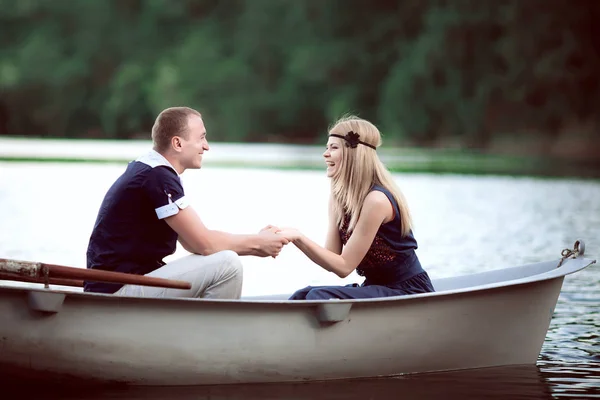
left=276, top=227, right=303, bottom=242
left=259, top=225, right=281, bottom=234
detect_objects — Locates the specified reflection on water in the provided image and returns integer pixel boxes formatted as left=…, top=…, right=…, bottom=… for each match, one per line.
left=543, top=273, right=600, bottom=364
left=539, top=258, right=600, bottom=397
left=539, top=363, right=600, bottom=398
left=4, top=366, right=556, bottom=400
left=0, top=162, right=599, bottom=398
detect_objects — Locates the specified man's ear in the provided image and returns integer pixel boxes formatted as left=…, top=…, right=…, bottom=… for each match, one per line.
left=171, top=136, right=182, bottom=151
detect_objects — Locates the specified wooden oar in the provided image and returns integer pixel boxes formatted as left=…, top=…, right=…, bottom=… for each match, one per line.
left=0, top=273, right=83, bottom=287
left=0, top=258, right=191, bottom=290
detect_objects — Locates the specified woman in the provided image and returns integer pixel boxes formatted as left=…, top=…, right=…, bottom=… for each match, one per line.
left=277, top=116, right=435, bottom=300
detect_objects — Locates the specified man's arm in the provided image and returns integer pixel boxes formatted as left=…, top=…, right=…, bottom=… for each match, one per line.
left=177, top=235, right=195, bottom=253
left=166, top=206, right=287, bottom=257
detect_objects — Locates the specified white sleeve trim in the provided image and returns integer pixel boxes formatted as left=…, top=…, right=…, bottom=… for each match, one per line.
left=155, top=196, right=189, bottom=219
left=174, top=196, right=189, bottom=210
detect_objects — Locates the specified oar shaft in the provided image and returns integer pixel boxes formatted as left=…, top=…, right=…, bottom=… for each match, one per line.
left=0, top=258, right=191, bottom=290
left=47, top=264, right=191, bottom=290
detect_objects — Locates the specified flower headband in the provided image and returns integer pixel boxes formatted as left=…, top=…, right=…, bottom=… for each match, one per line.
left=329, top=130, right=376, bottom=150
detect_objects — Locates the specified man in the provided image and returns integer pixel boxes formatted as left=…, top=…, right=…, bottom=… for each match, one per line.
left=85, top=107, right=288, bottom=299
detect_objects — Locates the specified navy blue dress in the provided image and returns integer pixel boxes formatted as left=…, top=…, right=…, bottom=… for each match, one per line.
left=289, top=185, right=435, bottom=300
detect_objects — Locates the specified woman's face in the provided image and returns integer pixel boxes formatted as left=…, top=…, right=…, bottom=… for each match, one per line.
left=323, top=137, right=343, bottom=178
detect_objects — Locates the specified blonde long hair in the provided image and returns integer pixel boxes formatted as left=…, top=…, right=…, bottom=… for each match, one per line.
left=329, top=115, right=413, bottom=237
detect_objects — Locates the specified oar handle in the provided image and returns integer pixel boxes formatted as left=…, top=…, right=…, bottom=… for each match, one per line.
left=0, top=273, right=83, bottom=287
left=0, top=258, right=191, bottom=290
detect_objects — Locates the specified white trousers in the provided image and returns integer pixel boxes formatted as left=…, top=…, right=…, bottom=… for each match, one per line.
left=114, top=250, right=243, bottom=299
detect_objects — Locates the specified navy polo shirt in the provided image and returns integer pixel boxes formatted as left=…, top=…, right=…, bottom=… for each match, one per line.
left=85, top=151, right=189, bottom=294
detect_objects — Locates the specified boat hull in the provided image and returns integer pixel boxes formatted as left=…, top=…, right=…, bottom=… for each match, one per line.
left=0, top=272, right=572, bottom=385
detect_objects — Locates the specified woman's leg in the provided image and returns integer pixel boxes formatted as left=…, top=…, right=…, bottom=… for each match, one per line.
left=289, top=283, right=361, bottom=300
left=289, top=285, right=330, bottom=300
left=304, top=284, right=403, bottom=300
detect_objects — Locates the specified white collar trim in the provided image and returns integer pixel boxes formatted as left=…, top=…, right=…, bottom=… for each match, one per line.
left=136, top=150, right=179, bottom=175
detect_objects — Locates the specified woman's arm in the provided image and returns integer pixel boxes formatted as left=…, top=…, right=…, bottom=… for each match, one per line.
left=280, top=191, right=394, bottom=278
left=324, top=196, right=342, bottom=254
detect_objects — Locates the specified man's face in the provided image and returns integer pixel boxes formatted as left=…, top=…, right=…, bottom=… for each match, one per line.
left=180, top=115, right=209, bottom=170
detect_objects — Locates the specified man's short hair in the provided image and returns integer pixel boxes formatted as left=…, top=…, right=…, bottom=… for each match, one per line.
left=151, top=107, right=202, bottom=152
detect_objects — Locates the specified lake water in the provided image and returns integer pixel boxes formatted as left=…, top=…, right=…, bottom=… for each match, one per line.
left=0, top=161, right=599, bottom=398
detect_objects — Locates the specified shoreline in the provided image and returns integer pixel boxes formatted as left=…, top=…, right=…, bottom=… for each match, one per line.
left=1, top=137, right=598, bottom=180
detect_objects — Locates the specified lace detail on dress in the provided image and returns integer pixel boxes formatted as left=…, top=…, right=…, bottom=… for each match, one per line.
left=339, top=214, right=397, bottom=276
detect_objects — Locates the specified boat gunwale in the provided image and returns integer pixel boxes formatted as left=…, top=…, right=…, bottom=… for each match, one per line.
left=0, top=256, right=595, bottom=307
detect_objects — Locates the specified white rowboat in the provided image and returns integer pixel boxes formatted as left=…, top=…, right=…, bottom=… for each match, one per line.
left=0, top=240, right=595, bottom=386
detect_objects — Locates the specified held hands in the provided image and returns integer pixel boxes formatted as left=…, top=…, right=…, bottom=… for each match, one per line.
left=259, top=225, right=302, bottom=241
left=256, top=225, right=303, bottom=258
left=259, top=225, right=303, bottom=241
left=259, top=225, right=281, bottom=235
left=274, top=227, right=302, bottom=242
left=256, top=225, right=289, bottom=258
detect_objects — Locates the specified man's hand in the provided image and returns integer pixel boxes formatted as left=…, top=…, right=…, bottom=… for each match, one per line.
left=256, top=230, right=289, bottom=258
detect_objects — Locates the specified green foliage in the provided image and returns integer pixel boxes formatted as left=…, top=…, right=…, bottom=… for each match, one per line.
left=0, top=0, right=598, bottom=148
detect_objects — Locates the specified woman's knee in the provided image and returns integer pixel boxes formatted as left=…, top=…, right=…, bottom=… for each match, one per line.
left=289, top=286, right=313, bottom=300
left=305, top=287, right=338, bottom=300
